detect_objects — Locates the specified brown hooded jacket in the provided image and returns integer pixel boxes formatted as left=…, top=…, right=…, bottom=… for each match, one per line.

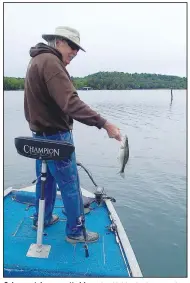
left=24, top=43, right=106, bottom=132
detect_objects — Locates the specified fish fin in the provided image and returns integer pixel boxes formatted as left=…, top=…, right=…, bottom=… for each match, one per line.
left=120, top=172, right=125, bottom=178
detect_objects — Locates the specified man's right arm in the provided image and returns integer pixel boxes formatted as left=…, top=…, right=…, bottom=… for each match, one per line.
left=44, top=58, right=121, bottom=140
left=45, top=65, right=106, bottom=129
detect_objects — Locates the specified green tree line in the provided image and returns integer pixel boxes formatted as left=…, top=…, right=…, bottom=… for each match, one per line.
left=72, top=72, right=187, bottom=90
left=4, top=72, right=186, bottom=91
left=4, top=77, right=25, bottom=90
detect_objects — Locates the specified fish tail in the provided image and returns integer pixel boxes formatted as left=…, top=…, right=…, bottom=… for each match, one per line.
left=120, top=172, right=125, bottom=178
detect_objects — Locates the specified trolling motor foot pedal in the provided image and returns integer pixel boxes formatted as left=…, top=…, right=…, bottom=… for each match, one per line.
left=26, top=243, right=51, bottom=258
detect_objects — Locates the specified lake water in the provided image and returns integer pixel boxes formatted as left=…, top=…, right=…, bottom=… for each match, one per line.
left=4, top=89, right=186, bottom=277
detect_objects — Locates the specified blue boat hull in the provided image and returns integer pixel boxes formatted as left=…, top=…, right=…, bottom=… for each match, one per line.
left=4, top=187, right=142, bottom=277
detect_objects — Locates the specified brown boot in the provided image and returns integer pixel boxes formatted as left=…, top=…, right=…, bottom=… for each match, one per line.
left=32, top=214, right=59, bottom=230
left=66, top=231, right=99, bottom=244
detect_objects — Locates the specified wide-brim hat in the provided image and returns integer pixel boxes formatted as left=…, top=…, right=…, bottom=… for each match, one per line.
left=42, top=26, right=86, bottom=52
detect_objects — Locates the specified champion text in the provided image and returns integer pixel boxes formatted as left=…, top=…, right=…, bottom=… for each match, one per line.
left=23, top=145, right=60, bottom=157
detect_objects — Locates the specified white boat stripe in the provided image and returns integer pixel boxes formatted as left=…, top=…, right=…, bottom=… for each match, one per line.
left=105, top=199, right=142, bottom=277
left=102, top=235, right=106, bottom=265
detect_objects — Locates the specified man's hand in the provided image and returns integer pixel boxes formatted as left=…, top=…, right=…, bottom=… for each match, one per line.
left=103, top=121, right=122, bottom=142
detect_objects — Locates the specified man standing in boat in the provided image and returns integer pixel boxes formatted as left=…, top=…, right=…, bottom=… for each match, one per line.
left=24, top=26, right=121, bottom=243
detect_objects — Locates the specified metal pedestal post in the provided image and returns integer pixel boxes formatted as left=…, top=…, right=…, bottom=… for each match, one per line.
left=26, top=160, right=51, bottom=258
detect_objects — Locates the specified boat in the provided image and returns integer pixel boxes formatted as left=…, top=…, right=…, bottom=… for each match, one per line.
left=80, top=87, right=93, bottom=90
left=4, top=136, right=142, bottom=278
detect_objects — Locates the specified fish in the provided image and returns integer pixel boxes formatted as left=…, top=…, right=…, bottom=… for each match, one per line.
left=118, top=135, right=129, bottom=178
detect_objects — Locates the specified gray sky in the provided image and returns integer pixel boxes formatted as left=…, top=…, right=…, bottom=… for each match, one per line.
left=4, top=2, right=186, bottom=78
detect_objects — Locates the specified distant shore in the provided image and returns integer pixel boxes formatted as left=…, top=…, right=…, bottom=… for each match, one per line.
left=4, top=71, right=187, bottom=91
left=4, top=88, right=186, bottom=92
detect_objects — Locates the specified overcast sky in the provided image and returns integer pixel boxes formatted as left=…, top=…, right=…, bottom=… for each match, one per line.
left=4, top=2, right=186, bottom=78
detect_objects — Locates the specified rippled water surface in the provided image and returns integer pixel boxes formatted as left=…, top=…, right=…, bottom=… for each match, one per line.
left=4, top=89, right=186, bottom=277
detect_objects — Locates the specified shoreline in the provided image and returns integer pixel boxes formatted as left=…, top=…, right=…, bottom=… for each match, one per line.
left=4, top=88, right=187, bottom=91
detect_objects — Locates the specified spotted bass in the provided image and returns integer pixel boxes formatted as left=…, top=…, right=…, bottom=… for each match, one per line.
left=118, top=135, right=129, bottom=178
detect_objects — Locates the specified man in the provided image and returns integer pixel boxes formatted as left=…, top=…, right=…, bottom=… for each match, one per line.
left=24, top=26, right=122, bottom=243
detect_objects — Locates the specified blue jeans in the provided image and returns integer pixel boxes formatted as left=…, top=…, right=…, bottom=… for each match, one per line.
left=32, top=131, right=84, bottom=236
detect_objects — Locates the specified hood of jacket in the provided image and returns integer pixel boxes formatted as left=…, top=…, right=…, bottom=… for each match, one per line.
left=29, top=43, right=62, bottom=61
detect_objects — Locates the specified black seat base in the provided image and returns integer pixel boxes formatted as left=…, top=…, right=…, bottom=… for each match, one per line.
left=15, top=136, right=75, bottom=160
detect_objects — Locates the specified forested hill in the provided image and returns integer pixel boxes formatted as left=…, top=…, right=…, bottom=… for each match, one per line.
left=72, top=72, right=186, bottom=90
left=4, top=71, right=186, bottom=90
